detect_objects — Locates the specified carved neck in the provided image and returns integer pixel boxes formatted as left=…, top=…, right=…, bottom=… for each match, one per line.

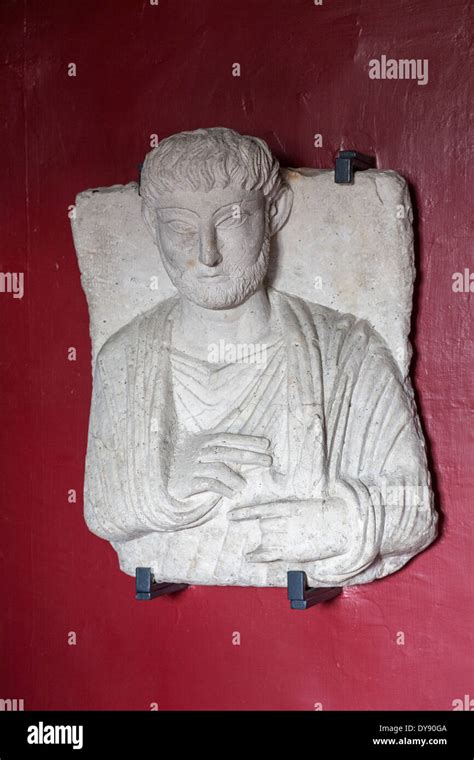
left=173, top=286, right=275, bottom=358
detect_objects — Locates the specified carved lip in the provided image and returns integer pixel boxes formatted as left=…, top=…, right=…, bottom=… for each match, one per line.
left=197, top=273, right=229, bottom=280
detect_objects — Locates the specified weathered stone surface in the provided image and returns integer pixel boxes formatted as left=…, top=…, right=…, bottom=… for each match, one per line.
left=73, top=168, right=414, bottom=376
left=71, top=127, right=437, bottom=588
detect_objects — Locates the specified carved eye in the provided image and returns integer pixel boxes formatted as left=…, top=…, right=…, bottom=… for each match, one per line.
left=166, top=220, right=197, bottom=234
left=215, top=213, right=248, bottom=230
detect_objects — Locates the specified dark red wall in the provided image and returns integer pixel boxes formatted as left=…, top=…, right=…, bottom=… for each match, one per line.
left=1, top=0, right=472, bottom=710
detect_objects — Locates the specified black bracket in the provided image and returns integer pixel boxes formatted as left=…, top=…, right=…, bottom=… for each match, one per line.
left=287, top=571, right=342, bottom=610
left=335, top=150, right=375, bottom=184
left=135, top=567, right=188, bottom=601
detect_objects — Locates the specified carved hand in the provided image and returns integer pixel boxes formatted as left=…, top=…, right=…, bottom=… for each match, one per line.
left=228, top=494, right=351, bottom=563
left=168, top=432, right=273, bottom=500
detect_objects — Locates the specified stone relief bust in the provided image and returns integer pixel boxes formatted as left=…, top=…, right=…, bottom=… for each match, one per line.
left=75, top=127, right=437, bottom=588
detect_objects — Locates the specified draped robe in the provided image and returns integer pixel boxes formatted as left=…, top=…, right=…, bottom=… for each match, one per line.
left=84, top=288, right=437, bottom=587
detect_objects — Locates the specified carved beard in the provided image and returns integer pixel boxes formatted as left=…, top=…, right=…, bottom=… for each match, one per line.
left=161, top=230, right=271, bottom=310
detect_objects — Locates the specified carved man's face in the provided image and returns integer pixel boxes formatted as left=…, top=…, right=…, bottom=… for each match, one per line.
left=154, top=185, right=270, bottom=309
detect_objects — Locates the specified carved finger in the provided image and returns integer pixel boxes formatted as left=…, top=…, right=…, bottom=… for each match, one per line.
left=259, top=516, right=289, bottom=533
left=228, top=501, right=291, bottom=521
left=202, top=433, right=270, bottom=451
left=245, top=546, right=282, bottom=562
left=199, top=446, right=272, bottom=466
left=190, top=477, right=234, bottom=498
left=195, top=462, right=246, bottom=492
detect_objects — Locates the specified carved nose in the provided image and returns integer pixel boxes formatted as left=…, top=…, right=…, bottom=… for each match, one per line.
left=198, top=226, right=222, bottom=267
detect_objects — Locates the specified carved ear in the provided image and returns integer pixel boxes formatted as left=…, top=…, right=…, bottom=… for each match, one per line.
left=267, top=182, right=293, bottom=236
left=142, top=203, right=157, bottom=243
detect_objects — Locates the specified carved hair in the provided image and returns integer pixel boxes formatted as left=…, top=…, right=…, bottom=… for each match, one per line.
left=140, top=127, right=286, bottom=212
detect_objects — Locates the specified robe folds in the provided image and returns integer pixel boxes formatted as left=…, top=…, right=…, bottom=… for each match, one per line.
left=84, top=288, right=437, bottom=587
